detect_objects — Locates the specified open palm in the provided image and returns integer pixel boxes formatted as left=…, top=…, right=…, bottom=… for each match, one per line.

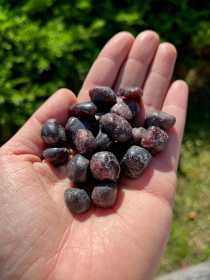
left=0, top=31, right=188, bottom=280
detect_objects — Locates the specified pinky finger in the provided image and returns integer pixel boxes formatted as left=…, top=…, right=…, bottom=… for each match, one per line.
left=158, top=80, right=188, bottom=171
left=162, top=80, right=188, bottom=143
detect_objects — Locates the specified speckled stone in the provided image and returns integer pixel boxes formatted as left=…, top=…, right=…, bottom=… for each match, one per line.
left=41, top=119, right=66, bottom=147
left=66, top=154, right=90, bottom=185
left=89, top=86, right=117, bottom=111
left=74, top=129, right=98, bottom=154
left=70, top=101, right=97, bottom=119
left=43, top=147, right=69, bottom=166
left=100, top=113, right=132, bottom=142
left=120, top=146, right=152, bottom=178
left=141, top=126, right=169, bottom=154
left=117, top=87, right=143, bottom=99
left=144, top=110, right=176, bottom=130
left=90, top=151, right=120, bottom=181
left=91, top=181, right=118, bottom=208
left=64, top=187, right=92, bottom=215
left=110, top=99, right=139, bottom=120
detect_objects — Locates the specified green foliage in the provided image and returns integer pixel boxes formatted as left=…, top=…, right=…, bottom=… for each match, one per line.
left=0, top=0, right=210, bottom=142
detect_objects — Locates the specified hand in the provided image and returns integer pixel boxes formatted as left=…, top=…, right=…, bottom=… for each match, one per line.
left=0, top=31, right=188, bottom=280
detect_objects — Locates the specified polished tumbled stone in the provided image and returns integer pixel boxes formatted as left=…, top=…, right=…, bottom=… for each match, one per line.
left=141, top=126, right=169, bottom=154
left=64, top=187, right=92, bottom=215
left=144, top=110, right=176, bottom=130
left=90, top=151, right=120, bottom=181
left=120, top=146, right=152, bottom=178
left=66, top=154, right=90, bottom=185
left=74, top=129, right=98, bottom=154
left=89, top=86, right=117, bottom=111
left=91, top=181, right=118, bottom=208
left=41, top=119, right=66, bottom=147
left=43, top=147, right=69, bottom=166
left=70, top=101, right=97, bottom=119
left=110, top=99, right=139, bottom=120
left=117, top=87, right=143, bottom=99
left=100, top=113, right=132, bottom=142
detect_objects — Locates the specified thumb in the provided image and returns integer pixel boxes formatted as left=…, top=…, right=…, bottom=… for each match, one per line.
left=2, top=88, right=77, bottom=158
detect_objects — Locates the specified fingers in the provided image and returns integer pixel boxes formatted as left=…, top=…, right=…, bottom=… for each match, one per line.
left=3, top=88, right=77, bottom=158
left=113, top=30, right=159, bottom=92
left=155, top=80, right=189, bottom=172
left=162, top=80, right=189, bottom=146
left=142, top=43, right=177, bottom=112
left=77, top=32, right=134, bottom=102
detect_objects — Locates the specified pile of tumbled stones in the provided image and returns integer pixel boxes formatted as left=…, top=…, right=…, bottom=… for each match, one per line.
left=40, top=86, right=176, bottom=215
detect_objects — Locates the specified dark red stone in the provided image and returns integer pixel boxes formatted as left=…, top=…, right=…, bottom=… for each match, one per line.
left=65, top=117, right=94, bottom=150
left=89, top=86, right=117, bottom=111
left=117, top=87, right=143, bottom=99
left=66, top=154, right=90, bottom=185
left=64, top=187, right=92, bottom=215
left=144, top=110, right=176, bottom=130
left=100, top=113, right=132, bottom=142
left=41, top=119, right=66, bottom=147
left=120, top=146, right=152, bottom=178
left=90, top=151, right=120, bottom=181
left=74, top=129, right=97, bottom=154
left=141, top=126, right=169, bottom=154
left=43, top=147, right=69, bottom=166
left=129, top=127, right=147, bottom=146
left=70, top=101, right=97, bottom=119
left=91, top=181, right=118, bottom=208
left=110, top=99, right=139, bottom=120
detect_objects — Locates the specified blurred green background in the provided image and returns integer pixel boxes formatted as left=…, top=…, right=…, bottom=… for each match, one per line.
left=0, top=0, right=210, bottom=276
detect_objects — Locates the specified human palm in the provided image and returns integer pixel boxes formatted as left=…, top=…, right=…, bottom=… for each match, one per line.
left=0, top=31, right=188, bottom=280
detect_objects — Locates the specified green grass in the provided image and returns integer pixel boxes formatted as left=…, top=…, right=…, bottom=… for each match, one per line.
left=156, top=141, right=210, bottom=276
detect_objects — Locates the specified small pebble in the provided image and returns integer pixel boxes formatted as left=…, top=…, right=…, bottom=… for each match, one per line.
left=43, top=147, right=69, bottom=166
left=91, top=181, right=118, bottom=208
left=66, top=154, right=90, bottom=185
left=64, top=187, right=92, bottom=215
left=110, top=99, right=139, bottom=120
left=100, top=113, right=132, bottom=142
left=120, top=146, right=152, bottom=178
left=141, top=126, right=169, bottom=154
left=144, top=110, right=176, bottom=130
left=90, top=151, right=120, bottom=181
left=74, top=129, right=98, bottom=154
left=89, top=86, right=117, bottom=111
left=41, top=119, right=66, bottom=147
left=117, top=87, right=143, bottom=99
left=70, top=101, right=97, bottom=119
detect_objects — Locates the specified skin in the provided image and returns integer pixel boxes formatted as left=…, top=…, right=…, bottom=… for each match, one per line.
left=0, top=31, right=188, bottom=280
